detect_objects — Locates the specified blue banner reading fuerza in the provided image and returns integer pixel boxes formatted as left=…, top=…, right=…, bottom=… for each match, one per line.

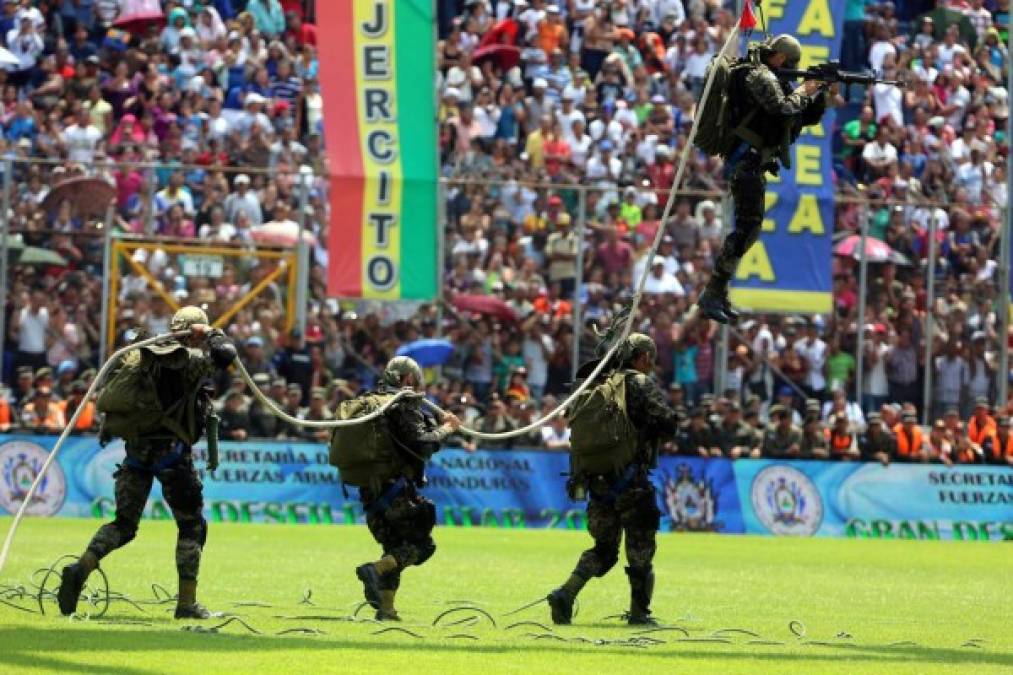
left=0, top=436, right=1008, bottom=541
left=730, top=0, right=842, bottom=314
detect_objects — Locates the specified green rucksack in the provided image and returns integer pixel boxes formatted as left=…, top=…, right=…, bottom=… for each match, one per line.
left=693, top=52, right=753, bottom=158
left=567, top=370, right=639, bottom=475
left=97, top=344, right=208, bottom=444
left=328, top=393, right=402, bottom=489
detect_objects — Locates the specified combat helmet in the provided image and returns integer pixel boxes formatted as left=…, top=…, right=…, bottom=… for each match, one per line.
left=169, top=306, right=209, bottom=331
left=624, top=332, right=657, bottom=363
left=383, top=356, right=423, bottom=388
left=766, top=34, right=802, bottom=68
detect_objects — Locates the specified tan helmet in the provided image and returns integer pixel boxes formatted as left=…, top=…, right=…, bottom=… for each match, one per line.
left=624, top=332, right=657, bottom=363
left=383, top=356, right=423, bottom=388
left=169, top=306, right=209, bottom=331
left=768, top=34, right=802, bottom=68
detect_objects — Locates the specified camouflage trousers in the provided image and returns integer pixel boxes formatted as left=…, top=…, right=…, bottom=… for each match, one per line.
left=86, top=440, right=206, bottom=580
left=573, top=480, right=661, bottom=581
left=363, top=485, right=437, bottom=591
left=712, top=150, right=766, bottom=288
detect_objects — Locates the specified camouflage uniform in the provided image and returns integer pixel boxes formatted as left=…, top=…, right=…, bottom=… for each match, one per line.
left=358, top=386, right=450, bottom=595
left=761, top=423, right=805, bottom=458
left=701, top=38, right=829, bottom=323
left=86, top=330, right=236, bottom=579
left=557, top=344, right=679, bottom=625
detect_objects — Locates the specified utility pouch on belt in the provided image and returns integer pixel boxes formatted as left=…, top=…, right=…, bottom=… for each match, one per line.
left=206, top=410, right=220, bottom=472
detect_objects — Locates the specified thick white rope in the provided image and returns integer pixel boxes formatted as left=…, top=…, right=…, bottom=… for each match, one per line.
left=239, top=27, right=743, bottom=442
left=0, top=30, right=742, bottom=576
left=0, top=331, right=192, bottom=575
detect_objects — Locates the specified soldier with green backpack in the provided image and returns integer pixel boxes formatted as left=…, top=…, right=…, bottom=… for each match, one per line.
left=57, top=307, right=237, bottom=620
left=329, top=356, right=460, bottom=621
left=693, top=35, right=835, bottom=324
left=547, top=333, right=679, bottom=626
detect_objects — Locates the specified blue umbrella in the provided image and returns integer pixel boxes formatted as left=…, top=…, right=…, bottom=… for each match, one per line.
left=396, top=339, right=455, bottom=367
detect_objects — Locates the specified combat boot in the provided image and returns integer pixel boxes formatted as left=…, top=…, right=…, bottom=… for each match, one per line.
left=174, top=579, right=219, bottom=620
left=625, top=566, right=657, bottom=626
left=375, top=590, right=401, bottom=621
left=697, top=285, right=739, bottom=325
left=356, top=563, right=383, bottom=609
left=547, top=588, right=575, bottom=625
left=57, top=564, right=88, bottom=616
left=58, top=551, right=98, bottom=616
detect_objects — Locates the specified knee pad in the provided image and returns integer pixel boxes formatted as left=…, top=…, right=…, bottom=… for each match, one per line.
left=414, top=539, right=437, bottom=566
left=112, top=517, right=139, bottom=545
left=592, top=543, right=620, bottom=577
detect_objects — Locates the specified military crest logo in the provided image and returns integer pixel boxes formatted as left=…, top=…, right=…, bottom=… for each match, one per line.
left=0, top=441, right=67, bottom=517
left=750, top=465, right=823, bottom=536
left=663, top=464, right=721, bottom=532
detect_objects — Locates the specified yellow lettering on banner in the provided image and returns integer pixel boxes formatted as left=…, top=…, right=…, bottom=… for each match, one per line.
left=736, top=241, right=775, bottom=282
left=801, top=120, right=826, bottom=137
left=795, top=145, right=822, bottom=185
left=765, top=0, right=787, bottom=21
left=762, top=192, right=778, bottom=232
left=799, top=45, right=830, bottom=70
left=765, top=169, right=781, bottom=183
left=354, top=0, right=402, bottom=299
left=798, top=0, right=835, bottom=37
left=787, top=194, right=826, bottom=234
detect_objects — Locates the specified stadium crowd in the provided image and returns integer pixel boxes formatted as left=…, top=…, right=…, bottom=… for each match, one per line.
left=0, top=0, right=1010, bottom=465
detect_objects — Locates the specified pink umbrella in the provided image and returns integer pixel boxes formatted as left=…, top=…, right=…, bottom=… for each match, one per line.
left=473, top=44, right=522, bottom=72
left=833, top=235, right=897, bottom=263
left=250, top=221, right=317, bottom=248
left=114, top=0, right=166, bottom=35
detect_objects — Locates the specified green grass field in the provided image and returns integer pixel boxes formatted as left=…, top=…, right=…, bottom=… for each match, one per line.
left=0, top=517, right=1009, bottom=674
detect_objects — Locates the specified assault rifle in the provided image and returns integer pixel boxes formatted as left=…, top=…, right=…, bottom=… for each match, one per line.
left=776, top=61, right=903, bottom=99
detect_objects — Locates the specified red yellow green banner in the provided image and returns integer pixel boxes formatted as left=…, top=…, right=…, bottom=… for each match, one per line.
left=318, top=0, right=437, bottom=300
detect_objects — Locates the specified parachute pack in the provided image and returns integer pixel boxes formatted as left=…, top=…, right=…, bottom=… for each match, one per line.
left=692, top=52, right=754, bottom=158
left=96, top=344, right=206, bottom=445
left=328, top=393, right=403, bottom=489
left=566, top=369, right=639, bottom=476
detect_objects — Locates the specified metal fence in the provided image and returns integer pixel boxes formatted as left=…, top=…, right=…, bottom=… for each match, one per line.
left=0, top=156, right=1008, bottom=416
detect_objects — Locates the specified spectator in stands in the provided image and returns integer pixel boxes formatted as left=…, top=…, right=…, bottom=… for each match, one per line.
left=297, top=386, right=332, bottom=442
left=893, top=412, right=927, bottom=461
left=762, top=405, right=803, bottom=459
left=220, top=390, right=251, bottom=442
left=828, top=414, right=860, bottom=461
left=20, top=386, right=64, bottom=433
left=476, top=396, right=518, bottom=449
left=989, top=416, right=1013, bottom=465
left=856, top=412, right=892, bottom=465
left=57, top=380, right=95, bottom=434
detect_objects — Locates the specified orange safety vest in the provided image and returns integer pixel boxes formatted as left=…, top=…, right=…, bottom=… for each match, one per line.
left=0, top=399, right=10, bottom=432
left=954, top=443, right=978, bottom=464
left=829, top=431, right=854, bottom=456
left=967, top=415, right=996, bottom=446
left=893, top=423, right=924, bottom=458
left=58, top=399, right=95, bottom=431
left=989, top=431, right=1013, bottom=462
left=21, top=402, right=65, bottom=429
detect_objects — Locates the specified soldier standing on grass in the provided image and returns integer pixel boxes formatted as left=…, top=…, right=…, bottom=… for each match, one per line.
left=58, top=307, right=237, bottom=619
left=547, top=333, right=679, bottom=626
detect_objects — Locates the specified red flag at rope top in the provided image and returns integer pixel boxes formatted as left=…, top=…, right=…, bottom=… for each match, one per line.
left=739, top=0, right=757, bottom=30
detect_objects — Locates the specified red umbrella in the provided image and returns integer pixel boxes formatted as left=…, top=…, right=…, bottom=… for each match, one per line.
left=250, top=221, right=317, bottom=248
left=41, top=177, right=116, bottom=217
left=833, top=235, right=895, bottom=263
left=113, top=0, right=166, bottom=35
left=452, top=294, right=518, bottom=322
left=473, top=44, right=522, bottom=72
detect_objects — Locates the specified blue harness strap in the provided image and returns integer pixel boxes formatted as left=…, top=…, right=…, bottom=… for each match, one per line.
left=124, top=441, right=186, bottom=475
left=723, top=142, right=750, bottom=180
left=365, top=477, right=408, bottom=517
left=591, top=464, right=640, bottom=505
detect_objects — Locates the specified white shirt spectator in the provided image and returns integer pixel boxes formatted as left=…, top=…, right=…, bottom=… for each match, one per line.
left=683, top=50, right=711, bottom=79
left=652, top=0, right=686, bottom=26
left=868, top=40, right=896, bottom=73
left=17, top=306, right=48, bottom=353
left=936, top=43, right=967, bottom=69
left=569, top=133, right=593, bottom=167
left=872, top=83, right=903, bottom=127
left=862, top=139, right=897, bottom=166
left=540, top=423, right=570, bottom=447
left=585, top=152, right=622, bottom=184
left=61, top=123, right=103, bottom=164
left=956, top=160, right=993, bottom=203
left=522, top=333, right=553, bottom=389
left=643, top=267, right=685, bottom=295
left=473, top=104, right=500, bottom=139
left=864, top=342, right=890, bottom=397
left=223, top=189, right=263, bottom=225
left=797, top=337, right=828, bottom=391
left=935, top=355, right=967, bottom=403
left=944, top=85, right=970, bottom=128
left=5, top=26, right=43, bottom=71
left=821, top=401, right=866, bottom=431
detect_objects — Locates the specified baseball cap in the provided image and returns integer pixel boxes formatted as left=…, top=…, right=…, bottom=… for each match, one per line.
left=311, top=387, right=327, bottom=400
left=235, top=173, right=251, bottom=184
left=246, top=336, right=264, bottom=348
left=252, top=372, right=271, bottom=386
left=533, top=78, right=548, bottom=89
left=778, top=385, right=794, bottom=397
left=599, top=139, right=614, bottom=151
left=287, top=383, right=302, bottom=394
